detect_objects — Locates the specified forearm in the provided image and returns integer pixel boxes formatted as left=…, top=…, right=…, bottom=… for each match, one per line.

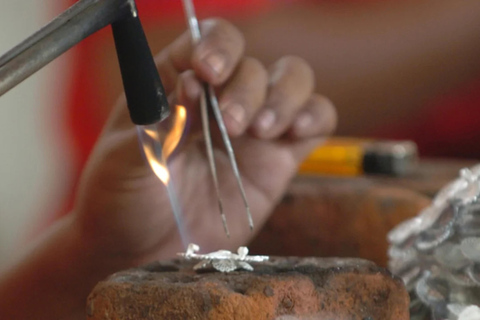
left=0, top=214, right=128, bottom=320
left=241, top=0, right=480, bottom=134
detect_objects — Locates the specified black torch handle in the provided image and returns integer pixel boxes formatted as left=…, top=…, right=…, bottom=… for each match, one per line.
left=112, top=13, right=170, bottom=125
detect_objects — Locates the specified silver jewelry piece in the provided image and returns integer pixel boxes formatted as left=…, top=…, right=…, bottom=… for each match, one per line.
left=178, top=243, right=269, bottom=273
left=388, top=164, right=480, bottom=320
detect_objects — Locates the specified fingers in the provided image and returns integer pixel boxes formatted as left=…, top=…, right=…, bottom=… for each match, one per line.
left=108, top=19, right=336, bottom=145
left=164, top=18, right=245, bottom=87
left=175, top=55, right=336, bottom=141
left=174, top=58, right=268, bottom=137
left=175, top=70, right=202, bottom=106
left=251, top=56, right=315, bottom=139
left=154, top=20, right=336, bottom=142
left=218, top=57, right=268, bottom=136
left=154, top=50, right=179, bottom=95
left=290, top=94, right=337, bottom=138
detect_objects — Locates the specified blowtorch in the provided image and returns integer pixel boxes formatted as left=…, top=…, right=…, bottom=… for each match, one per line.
left=0, top=0, right=252, bottom=239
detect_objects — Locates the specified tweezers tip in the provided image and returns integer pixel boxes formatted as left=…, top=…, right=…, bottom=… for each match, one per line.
left=246, top=207, right=254, bottom=231
left=221, top=213, right=230, bottom=238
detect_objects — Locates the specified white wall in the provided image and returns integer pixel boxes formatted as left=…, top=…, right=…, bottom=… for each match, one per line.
left=0, top=1, right=74, bottom=267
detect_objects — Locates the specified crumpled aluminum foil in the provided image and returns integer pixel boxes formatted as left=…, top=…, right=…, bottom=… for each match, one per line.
left=388, top=165, right=480, bottom=320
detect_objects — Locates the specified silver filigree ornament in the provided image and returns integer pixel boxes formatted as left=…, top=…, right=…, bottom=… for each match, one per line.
left=388, top=164, right=480, bottom=320
left=178, top=243, right=269, bottom=273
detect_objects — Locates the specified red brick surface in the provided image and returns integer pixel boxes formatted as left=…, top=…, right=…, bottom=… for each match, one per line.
left=87, top=257, right=409, bottom=320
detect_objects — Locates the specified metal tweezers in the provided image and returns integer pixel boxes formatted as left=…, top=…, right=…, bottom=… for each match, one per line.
left=181, top=0, right=253, bottom=237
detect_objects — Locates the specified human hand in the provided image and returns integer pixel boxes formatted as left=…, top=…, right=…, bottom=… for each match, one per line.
left=74, top=18, right=336, bottom=266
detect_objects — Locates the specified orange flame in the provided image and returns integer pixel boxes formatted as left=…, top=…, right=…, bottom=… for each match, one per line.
left=143, top=145, right=171, bottom=183
left=141, top=105, right=187, bottom=185
left=143, top=128, right=160, bottom=141
left=163, top=105, right=187, bottom=159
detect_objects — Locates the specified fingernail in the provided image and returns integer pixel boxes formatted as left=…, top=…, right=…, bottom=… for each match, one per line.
left=201, top=51, right=226, bottom=77
left=224, top=102, right=246, bottom=126
left=294, top=111, right=313, bottom=135
left=255, top=109, right=276, bottom=132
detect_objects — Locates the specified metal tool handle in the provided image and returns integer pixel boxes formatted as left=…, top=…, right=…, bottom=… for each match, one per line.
left=0, top=0, right=170, bottom=125
left=0, top=0, right=131, bottom=97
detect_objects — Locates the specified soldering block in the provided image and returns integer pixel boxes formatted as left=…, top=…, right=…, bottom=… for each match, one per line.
left=86, top=257, right=409, bottom=319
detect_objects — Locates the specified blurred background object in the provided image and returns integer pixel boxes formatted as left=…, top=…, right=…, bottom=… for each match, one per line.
left=243, top=0, right=480, bottom=159
left=300, top=138, right=418, bottom=176
left=0, top=0, right=75, bottom=268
